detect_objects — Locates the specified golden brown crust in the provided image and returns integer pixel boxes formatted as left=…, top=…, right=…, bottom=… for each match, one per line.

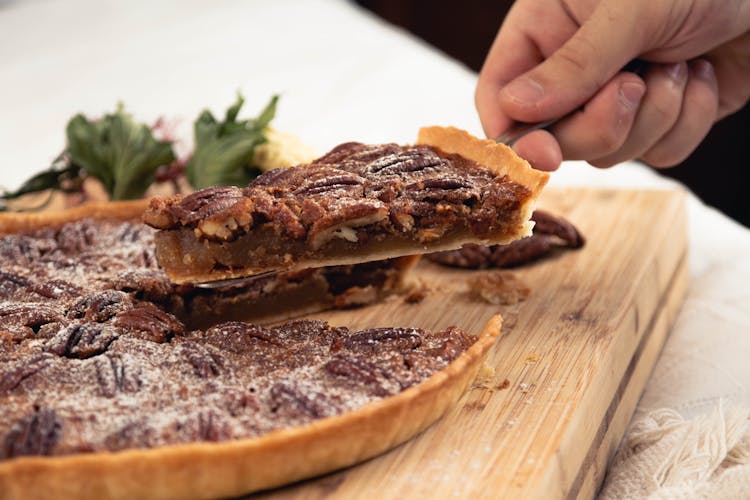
left=417, top=126, right=548, bottom=198
left=0, top=315, right=502, bottom=500
left=417, top=126, right=549, bottom=238
left=0, top=200, right=149, bottom=234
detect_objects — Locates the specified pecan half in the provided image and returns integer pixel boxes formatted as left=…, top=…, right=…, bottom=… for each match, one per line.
left=293, top=171, right=364, bottom=196
left=95, top=353, right=143, bottom=397
left=367, top=149, right=445, bottom=175
left=2, top=407, right=62, bottom=459
left=67, top=290, right=133, bottom=322
left=269, top=381, right=331, bottom=419
left=180, top=410, right=233, bottom=442
left=179, top=342, right=226, bottom=378
left=0, top=271, right=30, bottom=299
left=343, top=327, right=422, bottom=351
left=324, top=354, right=398, bottom=397
left=30, top=279, right=82, bottom=299
left=46, top=322, right=120, bottom=359
left=0, top=353, right=54, bottom=395
left=113, top=303, right=185, bottom=343
left=0, top=302, right=60, bottom=337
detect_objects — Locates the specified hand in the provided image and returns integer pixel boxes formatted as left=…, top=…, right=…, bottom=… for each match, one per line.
left=475, top=0, right=750, bottom=171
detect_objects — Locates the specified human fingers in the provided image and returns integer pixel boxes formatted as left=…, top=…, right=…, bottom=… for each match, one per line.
left=548, top=72, right=646, bottom=161
left=708, top=31, right=750, bottom=120
left=476, top=0, right=579, bottom=138
left=510, top=130, right=563, bottom=171
left=498, top=1, right=643, bottom=124
left=476, top=27, right=540, bottom=139
left=591, top=62, right=688, bottom=168
left=641, top=60, right=719, bottom=168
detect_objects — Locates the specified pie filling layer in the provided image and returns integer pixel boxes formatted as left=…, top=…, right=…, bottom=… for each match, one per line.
left=144, top=142, right=534, bottom=283
left=0, top=218, right=472, bottom=460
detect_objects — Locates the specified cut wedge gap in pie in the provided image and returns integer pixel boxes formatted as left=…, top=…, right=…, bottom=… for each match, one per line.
left=144, top=126, right=549, bottom=284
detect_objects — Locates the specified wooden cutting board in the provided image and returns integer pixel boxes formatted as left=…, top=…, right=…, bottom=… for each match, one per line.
left=254, top=188, right=688, bottom=500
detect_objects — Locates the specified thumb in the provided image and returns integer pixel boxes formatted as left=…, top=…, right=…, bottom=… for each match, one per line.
left=500, top=2, right=644, bottom=122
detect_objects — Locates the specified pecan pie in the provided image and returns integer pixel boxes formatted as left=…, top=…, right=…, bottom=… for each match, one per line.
left=0, top=202, right=502, bottom=499
left=144, top=126, right=548, bottom=284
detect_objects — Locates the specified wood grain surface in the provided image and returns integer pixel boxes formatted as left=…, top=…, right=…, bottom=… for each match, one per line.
left=250, top=188, right=688, bottom=500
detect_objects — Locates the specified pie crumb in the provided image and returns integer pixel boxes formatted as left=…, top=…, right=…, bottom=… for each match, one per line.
left=403, top=278, right=430, bottom=304
left=404, top=287, right=428, bottom=304
left=477, top=363, right=495, bottom=380
left=525, top=353, right=540, bottom=364
left=471, top=364, right=497, bottom=390
left=467, top=271, right=530, bottom=305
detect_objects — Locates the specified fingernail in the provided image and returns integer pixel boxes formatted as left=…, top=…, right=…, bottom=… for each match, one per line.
left=690, top=59, right=715, bottom=81
left=618, top=81, right=645, bottom=109
left=664, top=62, right=687, bottom=82
left=503, top=77, right=545, bottom=106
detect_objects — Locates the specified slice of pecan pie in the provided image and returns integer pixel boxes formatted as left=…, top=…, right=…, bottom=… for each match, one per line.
left=144, top=126, right=549, bottom=284
left=0, top=201, right=418, bottom=328
left=0, top=202, right=502, bottom=500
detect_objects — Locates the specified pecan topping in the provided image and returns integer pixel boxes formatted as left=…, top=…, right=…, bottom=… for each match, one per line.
left=95, top=354, right=143, bottom=397
left=110, top=270, right=174, bottom=303
left=2, top=407, right=62, bottom=459
left=0, top=353, right=54, bottom=395
left=0, top=235, right=47, bottom=262
left=293, top=171, right=364, bottom=196
left=324, top=354, right=398, bottom=397
left=181, top=410, right=233, bottom=442
left=55, top=220, right=96, bottom=252
left=103, top=422, right=156, bottom=452
left=30, top=279, right=82, bottom=299
left=425, top=327, right=474, bottom=362
left=67, top=291, right=132, bottom=322
left=179, top=342, right=226, bottom=378
left=0, top=271, right=30, bottom=299
left=0, top=302, right=60, bottom=338
left=366, top=149, right=445, bottom=175
left=46, top=322, right=120, bottom=359
left=203, top=321, right=281, bottom=352
left=143, top=141, right=532, bottom=249
left=269, top=381, right=332, bottom=419
left=343, top=327, right=422, bottom=351
left=113, top=303, right=185, bottom=343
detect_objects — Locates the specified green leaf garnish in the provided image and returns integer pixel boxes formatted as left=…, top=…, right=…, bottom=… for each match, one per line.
left=186, top=93, right=278, bottom=189
left=66, top=103, right=176, bottom=200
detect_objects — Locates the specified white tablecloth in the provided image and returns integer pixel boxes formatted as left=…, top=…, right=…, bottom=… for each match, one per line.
left=2, top=0, right=749, bottom=497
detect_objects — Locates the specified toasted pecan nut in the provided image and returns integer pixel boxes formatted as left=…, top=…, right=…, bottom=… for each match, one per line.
left=427, top=209, right=585, bottom=269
